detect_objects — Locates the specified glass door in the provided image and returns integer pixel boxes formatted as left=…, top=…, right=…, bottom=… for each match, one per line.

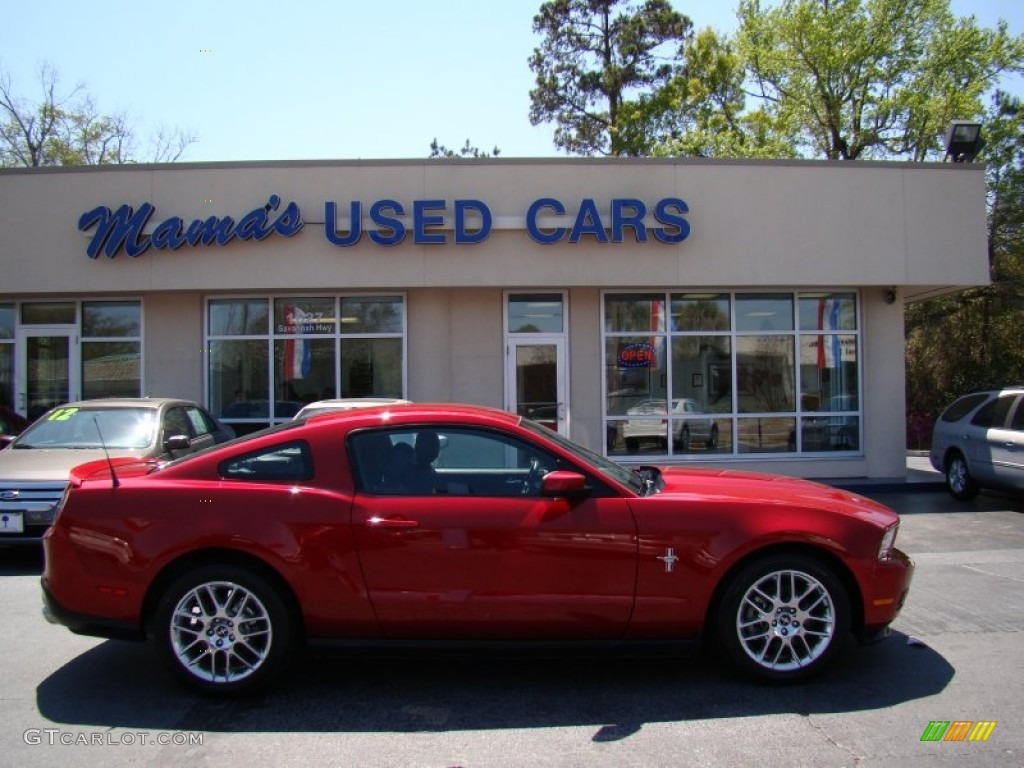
left=16, top=328, right=78, bottom=420
left=507, top=338, right=567, bottom=435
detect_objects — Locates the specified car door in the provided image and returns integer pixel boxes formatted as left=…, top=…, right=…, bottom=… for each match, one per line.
left=987, top=395, right=1024, bottom=490
left=349, top=426, right=638, bottom=640
left=968, top=394, right=1018, bottom=485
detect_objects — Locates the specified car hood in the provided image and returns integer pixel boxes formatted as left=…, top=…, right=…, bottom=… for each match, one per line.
left=0, top=448, right=148, bottom=482
left=655, top=466, right=897, bottom=525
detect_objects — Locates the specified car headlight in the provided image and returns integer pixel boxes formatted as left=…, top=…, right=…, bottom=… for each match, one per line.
left=878, top=522, right=899, bottom=560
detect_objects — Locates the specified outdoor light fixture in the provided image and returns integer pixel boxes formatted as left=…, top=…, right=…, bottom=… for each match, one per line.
left=944, top=120, right=985, bottom=163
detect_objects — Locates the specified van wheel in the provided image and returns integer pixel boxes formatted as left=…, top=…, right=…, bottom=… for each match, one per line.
left=945, top=451, right=979, bottom=500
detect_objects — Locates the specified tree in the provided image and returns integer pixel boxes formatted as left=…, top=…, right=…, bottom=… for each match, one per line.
left=528, top=0, right=692, bottom=156
left=648, top=27, right=799, bottom=158
left=428, top=138, right=500, bottom=158
left=904, top=91, right=1024, bottom=439
left=735, top=0, right=1024, bottom=161
left=0, top=64, right=195, bottom=167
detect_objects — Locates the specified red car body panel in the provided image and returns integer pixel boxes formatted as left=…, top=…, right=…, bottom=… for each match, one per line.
left=42, top=404, right=912, bottom=654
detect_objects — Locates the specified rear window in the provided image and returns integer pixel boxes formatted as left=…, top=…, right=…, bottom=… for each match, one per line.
left=219, top=440, right=313, bottom=482
left=940, top=393, right=990, bottom=423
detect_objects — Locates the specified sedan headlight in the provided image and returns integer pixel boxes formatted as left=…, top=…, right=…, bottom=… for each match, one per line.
left=878, top=522, right=899, bottom=560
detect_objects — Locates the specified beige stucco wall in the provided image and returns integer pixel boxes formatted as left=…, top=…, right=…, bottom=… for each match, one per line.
left=0, top=158, right=990, bottom=480
left=0, top=158, right=988, bottom=296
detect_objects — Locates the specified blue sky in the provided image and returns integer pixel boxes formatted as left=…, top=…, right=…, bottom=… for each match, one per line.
left=1, top=0, right=1021, bottom=162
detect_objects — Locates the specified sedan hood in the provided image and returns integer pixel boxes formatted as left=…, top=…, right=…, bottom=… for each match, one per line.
left=0, top=448, right=146, bottom=481
left=655, top=466, right=896, bottom=525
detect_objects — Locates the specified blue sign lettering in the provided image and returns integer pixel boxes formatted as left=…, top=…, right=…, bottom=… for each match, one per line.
left=81, top=195, right=689, bottom=258
left=527, top=197, right=690, bottom=245
left=78, top=195, right=304, bottom=259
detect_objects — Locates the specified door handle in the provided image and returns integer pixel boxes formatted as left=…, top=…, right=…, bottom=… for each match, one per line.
left=366, top=516, right=419, bottom=529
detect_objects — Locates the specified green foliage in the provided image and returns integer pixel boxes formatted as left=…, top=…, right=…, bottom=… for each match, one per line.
left=1, top=64, right=193, bottom=167
left=528, top=0, right=692, bottom=156
left=905, top=92, right=1024, bottom=439
left=735, top=0, right=1024, bottom=160
left=428, top=138, right=500, bottom=158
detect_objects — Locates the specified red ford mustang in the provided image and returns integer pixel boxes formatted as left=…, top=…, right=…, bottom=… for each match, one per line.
left=42, top=404, right=913, bottom=694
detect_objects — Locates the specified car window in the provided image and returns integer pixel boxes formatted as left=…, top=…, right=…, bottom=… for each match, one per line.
left=186, top=406, right=215, bottom=437
left=941, top=393, right=990, bottom=423
left=15, top=407, right=155, bottom=449
left=1008, top=397, right=1024, bottom=431
left=162, top=407, right=193, bottom=439
left=219, top=441, right=313, bottom=482
left=349, top=426, right=563, bottom=498
left=970, top=394, right=1016, bottom=429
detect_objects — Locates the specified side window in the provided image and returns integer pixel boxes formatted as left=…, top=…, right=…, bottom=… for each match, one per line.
left=186, top=406, right=215, bottom=437
left=350, top=427, right=562, bottom=497
left=971, top=395, right=1016, bottom=429
left=162, top=407, right=193, bottom=440
left=1008, top=396, right=1024, bottom=431
left=220, top=441, right=313, bottom=482
left=941, top=393, right=990, bottom=423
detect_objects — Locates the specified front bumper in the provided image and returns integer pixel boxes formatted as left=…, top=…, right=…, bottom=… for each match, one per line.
left=859, top=547, right=914, bottom=643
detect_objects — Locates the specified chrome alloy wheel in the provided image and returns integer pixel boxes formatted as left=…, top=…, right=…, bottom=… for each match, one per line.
left=169, top=581, right=273, bottom=684
left=734, top=569, right=836, bottom=672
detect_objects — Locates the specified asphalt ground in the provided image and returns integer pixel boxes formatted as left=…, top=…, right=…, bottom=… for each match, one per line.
left=1, top=476, right=1021, bottom=767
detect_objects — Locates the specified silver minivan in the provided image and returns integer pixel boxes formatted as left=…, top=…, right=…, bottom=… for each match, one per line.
left=930, top=386, right=1024, bottom=499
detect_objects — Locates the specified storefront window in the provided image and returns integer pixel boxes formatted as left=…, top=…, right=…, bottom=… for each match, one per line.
left=603, top=290, right=860, bottom=459
left=81, top=301, right=141, bottom=399
left=21, top=302, right=76, bottom=325
left=208, top=296, right=406, bottom=433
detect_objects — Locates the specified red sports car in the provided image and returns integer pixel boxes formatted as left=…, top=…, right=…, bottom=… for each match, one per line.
left=42, top=403, right=913, bottom=694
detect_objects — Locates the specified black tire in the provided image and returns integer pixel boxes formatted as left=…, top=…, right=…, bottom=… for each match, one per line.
left=945, top=451, right=980, bottom=500
left=154, top=564, right=296, bottom=695
left=717, top=554, right=849, bottom=683
left=707, top=425, right=719, bottom=449
left=679, top=426, right=690, bottom=451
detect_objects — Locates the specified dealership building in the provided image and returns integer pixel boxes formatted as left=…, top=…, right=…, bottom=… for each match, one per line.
left=0, top=157, right=988, bottom=480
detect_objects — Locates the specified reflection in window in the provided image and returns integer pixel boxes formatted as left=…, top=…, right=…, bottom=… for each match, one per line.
left=508, top=294, right=564, bottom=333
left=82, top=301, right=142, bottom=400
left=603, top=291, right=860, bottom=458
left=207, top=297, right=405, bottom=433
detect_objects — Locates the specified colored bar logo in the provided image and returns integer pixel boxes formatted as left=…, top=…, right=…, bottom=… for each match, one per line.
left=920, top=721, right=997, bottom=742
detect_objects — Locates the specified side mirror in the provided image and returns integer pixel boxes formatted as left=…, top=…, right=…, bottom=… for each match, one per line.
left=164, top=434, right=191, bottom=451
left=541, top=470, right=588, bottom=499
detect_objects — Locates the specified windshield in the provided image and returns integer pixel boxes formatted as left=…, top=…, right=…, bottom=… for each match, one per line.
left=519, top=419, right=648, bottom=495
left=14, top=407, right=157, bottom=450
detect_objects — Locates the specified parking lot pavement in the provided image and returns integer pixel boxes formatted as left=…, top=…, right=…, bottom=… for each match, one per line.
left=2, top=486, right=1022, bottom=768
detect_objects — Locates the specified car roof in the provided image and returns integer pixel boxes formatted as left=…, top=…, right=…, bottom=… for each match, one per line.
left=303, top=402, right=521, bottom=429
left=47, top=397, right=198, bottom=410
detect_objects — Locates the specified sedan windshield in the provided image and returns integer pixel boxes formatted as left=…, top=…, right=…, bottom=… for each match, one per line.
left=14, top=407, right=156, bottom=450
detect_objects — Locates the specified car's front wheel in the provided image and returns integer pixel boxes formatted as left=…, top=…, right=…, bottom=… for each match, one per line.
left=717, top=555, right=849, bottom=682
left=945, top=451, right=979, bottom=500
left=154, top=565, right=296, bottom=695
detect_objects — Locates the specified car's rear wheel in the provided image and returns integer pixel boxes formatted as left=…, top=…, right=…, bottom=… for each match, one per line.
left=945, top=451, right=979, bottom=500
left=155, top=565, right=295, bottom=695
left=707, top=424, right=719, bottom=449
left=717, top=554, right=849, bottom=682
